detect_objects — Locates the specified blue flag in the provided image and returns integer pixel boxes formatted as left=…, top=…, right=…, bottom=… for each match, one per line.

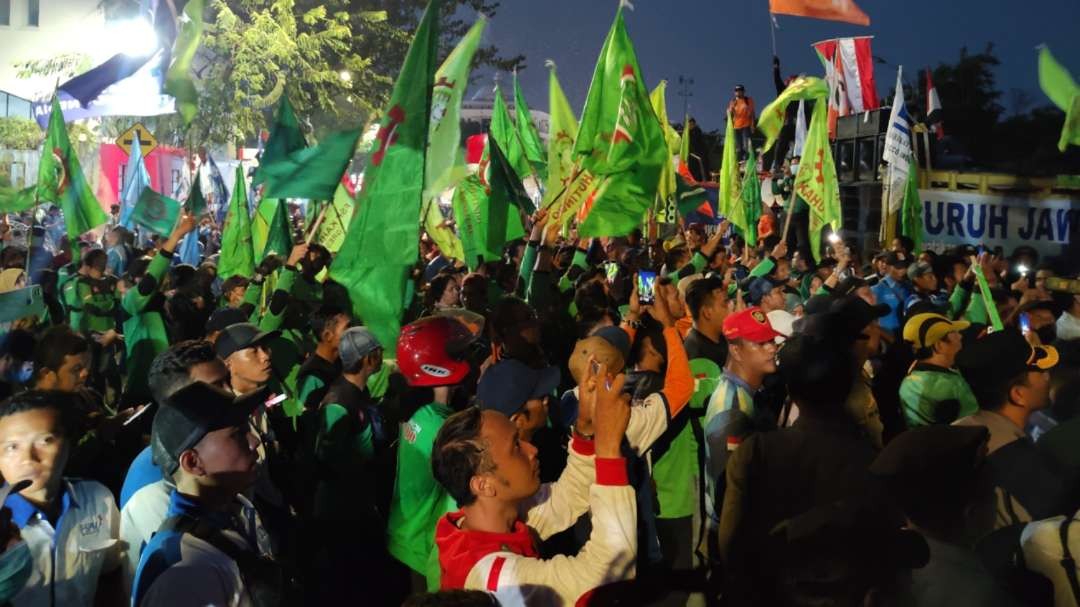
left=59, top=53, right=156, bottom=108
left=178, top=230, right=201, bottom=266
left=207, top=155, right=229, bottom=225
left=120, top=136, right=151, bottom=228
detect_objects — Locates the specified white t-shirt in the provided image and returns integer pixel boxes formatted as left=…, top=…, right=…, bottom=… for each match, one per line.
left=119, top=479, right=172, bottom=596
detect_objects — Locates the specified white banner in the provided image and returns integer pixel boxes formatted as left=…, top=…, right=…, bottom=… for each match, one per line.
left=918, top=190, right=1080, bottom=256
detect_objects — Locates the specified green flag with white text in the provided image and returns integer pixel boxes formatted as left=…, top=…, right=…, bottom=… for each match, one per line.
left=37, top=97, right=108, bottom=240
left=571, top=6, right=667, bottom=237
left=329, top=0, right=440, bottom=352
left=452, top=138, right=526, bottom=269
left=219, top=166, right=255, bottom=280
left=796, top=99, right=842, bottom=262
left=650, top=81, right=679, bottom=218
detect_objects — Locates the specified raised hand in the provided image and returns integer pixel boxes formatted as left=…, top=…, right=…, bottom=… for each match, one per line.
left=593, top=363, right=630, bottom=459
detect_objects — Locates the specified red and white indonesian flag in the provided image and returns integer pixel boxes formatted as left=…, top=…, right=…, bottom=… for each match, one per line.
left=813, top=37, right=881, bottom=138
left=926, top=68, right=945, bottom=140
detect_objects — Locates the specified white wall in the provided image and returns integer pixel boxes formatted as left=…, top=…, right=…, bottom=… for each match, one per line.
left=0, top=0, right=106, bottom=100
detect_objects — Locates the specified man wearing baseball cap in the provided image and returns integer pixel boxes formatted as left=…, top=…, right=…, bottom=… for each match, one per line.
left=703, top=307, right=780, bottom=521
left=476, top=359, right=562, bottom=482
left=953, top=329, right=1067, bottom=528
left=904, top=261, right=950, bottom=317
left=900, top=313, right=978, bottom=427
left=745, top=276, right=787, bottom=314
left=871, top=250, right=914, bottom=336
left=131, top=382, right=280, bottom=607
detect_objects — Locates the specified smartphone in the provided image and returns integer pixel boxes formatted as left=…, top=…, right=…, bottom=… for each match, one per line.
left=1019, top=312, right=1031, bottom=336
left=123, top=404, right=152, bottom=426
left=637, top=271, right=657, bottom=305
left=604, top=262, right=619, bottom=285
left=265, top=393, right=287, bottom=408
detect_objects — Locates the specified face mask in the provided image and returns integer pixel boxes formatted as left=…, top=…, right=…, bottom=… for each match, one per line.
left=0, top=541, right=33, bottom=602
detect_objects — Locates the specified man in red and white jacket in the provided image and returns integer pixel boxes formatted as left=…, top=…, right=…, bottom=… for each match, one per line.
left=432, top=290, right=693, bottom=605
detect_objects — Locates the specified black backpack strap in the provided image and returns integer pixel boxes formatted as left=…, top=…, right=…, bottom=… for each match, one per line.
left=1059, top=510, right=1080, bottom=604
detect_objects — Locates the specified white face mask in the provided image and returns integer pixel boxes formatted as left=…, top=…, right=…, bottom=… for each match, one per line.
left=789, top=164, right=799, bottom=174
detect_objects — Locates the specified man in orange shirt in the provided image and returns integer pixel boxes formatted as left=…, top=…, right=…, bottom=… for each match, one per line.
left=727, top=85, right=756, bottom=161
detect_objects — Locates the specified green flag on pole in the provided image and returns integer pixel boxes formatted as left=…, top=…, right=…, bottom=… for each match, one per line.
left=900, top=160, right=923, bottom=252
left=675, top=173, right=708, bottom=217
left=679, top=114, right=691, bottom=174
left=423, top=17, right=485, bottom=262
left=571, top=6, right=667, bottom=237
left=540, top=62, right=579, bottom=210
left=718, top=113, right=739, bottom=222
left=260, top=128, right=360, bottom=201
left=219, top=166, right=255, bottom=280
left=1038, top=47, right=1080, bottom=152
left=37, top=96, right=108, bottom=240
left=251, top=198, right=279, bottom=260
left=184, top=170, right=207, bottom=216
left=739, top=145, right=762, bottom=246
left=130, top=189, right=182, bottom=236
left=314, top=184, right=354, bottom=252
left=796, top=99, right=842, bottom=262
left=164, top=0, right=204, bottom=126
left=329, top=0, right=440, bottom=352
left=514, top=72, right=547, bottom=179
left=490, top=84, right=530, bottom=182
left=649, top=80, right=678, bottom=217
left=262, top=197, right=293, bottom=258
left=452, top=137, right=527, bottom=269
left=253, top=96, right=306, bottom=186
left=757, top=76, right=829, bottom=152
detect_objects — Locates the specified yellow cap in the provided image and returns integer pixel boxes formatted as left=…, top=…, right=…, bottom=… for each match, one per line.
left=902, top=313, right=971, bottom=349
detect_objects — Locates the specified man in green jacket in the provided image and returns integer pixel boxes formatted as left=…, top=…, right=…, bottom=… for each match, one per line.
left=899, top=313, right=979, bottom=427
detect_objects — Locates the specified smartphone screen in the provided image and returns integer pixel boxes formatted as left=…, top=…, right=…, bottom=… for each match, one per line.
left=638, top=271, right=657, bottom=304
left=1019, top=312, right=1031, bottom=336
left=605, top=262, right=619, bottom=285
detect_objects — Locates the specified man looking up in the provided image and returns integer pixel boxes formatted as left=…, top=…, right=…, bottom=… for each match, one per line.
left=899, top=313, right=977, bottom=426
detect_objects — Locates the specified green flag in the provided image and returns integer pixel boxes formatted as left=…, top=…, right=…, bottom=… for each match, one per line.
left=675, top=173, right=707, bottom=217
left=130, top=189, right=182, bottom=236
left=796, top=99, right=842, bottom=262
left=219, top=166, right=255, bottom=280
left=262, top=197, right=293, bottom=257
left=314, top=184, right=354, bottom=252
left=649, top=81, right=678, bottom=216
left=164, top=0, right=204, bottom=126
left=739, top=145, right=762, bottom=246
left=718, top=113, right=738, bottom=222
left=453, top=138, right=526, bottom=269
left=757, top=76, right=829, bottom=152
left=329, top=0, right=440, bottom=352
left=679, top=114, right=691, bottom=173
left=37, top=97, right=108, bottom=240
left=260, top=128, right=360, bottom=201
left=253, top=96, right=306, bottom=186
left=541, top=62, right=579, bottom=210
left=1038, top=47, right=1080, bottom=152
left=423, top=17, right=485, bottom=262
left=0, top=186, right=37, bottom=213
left=514, top=72, right=547, bottom=178
left=490, top=84, right=531, bottom=182
left=184, top=170, right=207, bottom=216
left=251, top=198, right=279, bottom=260
left=571, top=6, right=667, bottom=237
left=900, top=160, right=923, bottom=252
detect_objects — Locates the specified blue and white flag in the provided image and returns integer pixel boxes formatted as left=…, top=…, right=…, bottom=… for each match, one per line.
left=120, top=136, right=151, bottom=228
left=883, top=66, right=913, bottom=213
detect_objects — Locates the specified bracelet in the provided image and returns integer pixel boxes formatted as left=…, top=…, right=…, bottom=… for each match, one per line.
left=571, top=425, right=594, bottom=441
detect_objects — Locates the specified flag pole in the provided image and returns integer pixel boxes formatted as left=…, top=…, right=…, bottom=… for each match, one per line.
left=769, top=13, right=777, bottom=57
left=780, top=185, right=798, bottom=242
left=304, top=204, right=329, bottom=245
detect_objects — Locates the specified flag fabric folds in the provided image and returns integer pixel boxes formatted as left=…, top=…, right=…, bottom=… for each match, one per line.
left=36, top=97, right=109, bottom=240
left=540, top=62, right=579, bottom=210
left=313, top=184, right=354, bottom=253
left=739, top=146, right=762, bottom=247
left=793, top=100, right=808, bottom=157
left=489, top=84, right=530, bottom=182
left=164, top=0, right=205, bottom=126
left=259, top=128, right=361, bottom=201
left=769, top=0, right=870, bottom=26
left=329, top=0, right=440, bottom=352
left=883, top=67, right=914, bottom=214
left=218, top=166, right=255, bottom=280
left=130, top=189, right=182, bottom=236
left=650, top=81, right=679, bottom=220
left=513, top=73, right=547, bottom=179
left=926, top=68, right=945, bottom=141
left=120, top=135, right=151, bottom=228
left=795, top=99, right=842, bottom=261
left=253, top=96, right=306, bottom=186
left=718, top=113, right=739, bottom=226
left=813, top=37, right=880, bottom=138
left=423, top=17, right=485, bottom=262
left=262, top=198, right=294, bottom=258
left=900, top=160, right=923, bottom=253
left=452, top=141, right=526, bottom=269
left=59, top=52, right=156, bottom=109
left=570, top=6, right=667, bottom=237
left=757, top=76, right=830, bottom=152
left=1037, top=47, right=1080, bottom=152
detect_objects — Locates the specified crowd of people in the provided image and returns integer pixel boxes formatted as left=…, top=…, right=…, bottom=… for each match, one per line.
left=0, top=177, right=1079, bottom=607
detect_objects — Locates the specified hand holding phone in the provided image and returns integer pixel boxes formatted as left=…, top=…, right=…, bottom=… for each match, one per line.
left=637, top=271, right=657, bottom=305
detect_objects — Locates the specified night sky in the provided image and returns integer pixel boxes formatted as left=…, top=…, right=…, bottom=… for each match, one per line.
left=470, top=0, right=1080, bottom=132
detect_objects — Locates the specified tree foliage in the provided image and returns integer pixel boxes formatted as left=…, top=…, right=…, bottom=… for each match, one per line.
left=0, top=118, right=45, bottom=150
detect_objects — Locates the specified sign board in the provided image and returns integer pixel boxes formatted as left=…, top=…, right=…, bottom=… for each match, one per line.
left=116, top=123, right=158, bottom=157
left=918, top=190, right=1080, bottom=257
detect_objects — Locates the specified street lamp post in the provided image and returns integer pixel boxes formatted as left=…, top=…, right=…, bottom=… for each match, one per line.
left=677, top=75, right=694, bottom=119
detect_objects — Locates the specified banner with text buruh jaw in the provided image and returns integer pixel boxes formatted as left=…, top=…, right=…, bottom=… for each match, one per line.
left=917, top=190, right=1080, bottom=256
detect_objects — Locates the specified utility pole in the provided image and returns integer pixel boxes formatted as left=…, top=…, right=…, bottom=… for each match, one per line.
left=677, top=75, right=694, bottom=119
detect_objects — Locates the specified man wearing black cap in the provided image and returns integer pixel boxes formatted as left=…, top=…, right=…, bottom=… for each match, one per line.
left=954, top=329, right=1067, bottom=528
left=871, top=251, right=914, bottom=336
left=746, top=276, right=787, bottom=314
left=131, top=383, right=279, bottom=607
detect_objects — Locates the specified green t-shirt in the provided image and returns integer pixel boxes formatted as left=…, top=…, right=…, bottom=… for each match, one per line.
left=312, top=402, right=375, bottom=521
left=899, top=364, right=979, bottom=427
left=652, top=423, right=698, bottom=519
left=387, top=402, right=457, bottom=589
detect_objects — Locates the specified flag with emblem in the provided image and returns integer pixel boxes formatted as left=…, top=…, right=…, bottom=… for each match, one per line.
left=130, top=188, right=182, bottom=236
left=757, top=76, right=829, bottom=152
left=795, top=98, right=842, bottom=261
left=540, top=62, right=579, bottom=211
left=254, top=96, right=306, bottom=186
left=219, top=165, right=255, bottom=280
left=514, top=72, right=547, bottom=179
left=571, top=5, right=667, bottom=237
left=36, top=96, right=109, bottom=241
left=330, top=0, right=440, bottom=352
left=423, top=17, right=485, bottom=262
left=452, top=138, right=527, bottom=269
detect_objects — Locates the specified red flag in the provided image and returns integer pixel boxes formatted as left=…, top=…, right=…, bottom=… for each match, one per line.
left=770, top=0, right=870, bottom=26
left=813, top=37, right=880, bottom=138
left=926, top=68, right=945, bottom=141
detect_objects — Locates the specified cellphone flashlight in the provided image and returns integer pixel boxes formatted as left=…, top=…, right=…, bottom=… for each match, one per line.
left=827, top=232, right=841, bottom=244
left=1017, top=264, right=1030, bottom=275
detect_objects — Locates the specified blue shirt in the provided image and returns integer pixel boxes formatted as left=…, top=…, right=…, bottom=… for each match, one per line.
left=871, top=275, right=913, bottom=334
left=119, top=447, right=164, bottom=510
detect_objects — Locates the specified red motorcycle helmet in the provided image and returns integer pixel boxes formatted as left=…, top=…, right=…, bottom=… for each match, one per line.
left=396, top=316, right=475, bottom=387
